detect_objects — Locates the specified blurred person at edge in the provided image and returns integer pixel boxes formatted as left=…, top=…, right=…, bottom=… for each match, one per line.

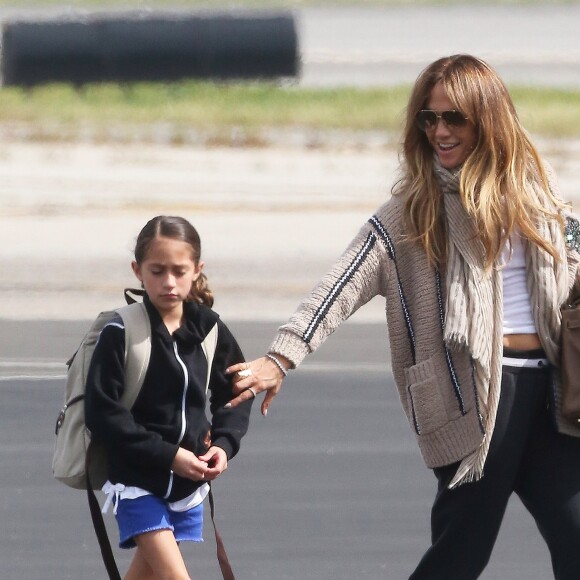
left=226, top=54, right=580, bottom=579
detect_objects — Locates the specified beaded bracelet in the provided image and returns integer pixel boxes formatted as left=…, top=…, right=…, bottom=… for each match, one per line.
left=266, top=353, right=289, bottom=377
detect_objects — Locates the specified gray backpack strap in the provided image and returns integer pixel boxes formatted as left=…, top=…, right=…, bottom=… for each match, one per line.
left=201, top=323, right=219, bottom=394
left=117, top=302, right=151, bottom=408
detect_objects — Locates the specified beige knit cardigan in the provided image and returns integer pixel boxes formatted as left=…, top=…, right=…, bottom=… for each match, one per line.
left=269, top=169, right=580, bottom=484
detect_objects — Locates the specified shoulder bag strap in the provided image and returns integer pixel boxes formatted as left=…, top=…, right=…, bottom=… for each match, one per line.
left=209, top=484, right=235, bottom=580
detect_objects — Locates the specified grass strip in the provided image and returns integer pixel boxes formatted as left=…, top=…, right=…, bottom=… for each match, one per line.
left=1, top=81, right=579, bottom=144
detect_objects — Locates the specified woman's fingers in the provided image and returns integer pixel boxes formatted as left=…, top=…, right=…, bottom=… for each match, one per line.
left=261, top=388, right=278, bottom=416
left=231, top=374, right=254, bottom=394
left=225, top=386, right=260, bottom=410
left=226, top=360, right=252, bottom=377
left=225, top=356, right=285, bottom=413
left=228, top=360, right=262, bottom=394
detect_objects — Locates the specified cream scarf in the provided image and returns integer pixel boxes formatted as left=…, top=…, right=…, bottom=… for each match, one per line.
left=434, top=157, right=567, bottom=487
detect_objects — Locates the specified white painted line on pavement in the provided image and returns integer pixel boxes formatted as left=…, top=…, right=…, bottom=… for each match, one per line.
left=0, top=375, right=65, bottom=382
left=0, top=361, right=63, bottom=369
left=0, top=361, right=66, bottom=381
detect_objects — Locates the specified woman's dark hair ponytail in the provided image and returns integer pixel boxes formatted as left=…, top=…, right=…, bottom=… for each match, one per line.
left=134, top=215, right=214, bottom=308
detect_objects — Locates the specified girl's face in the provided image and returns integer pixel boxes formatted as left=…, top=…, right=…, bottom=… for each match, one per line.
left=424, top=81, right=477, bottom=170
left=132, top=236, right=203, bottom=317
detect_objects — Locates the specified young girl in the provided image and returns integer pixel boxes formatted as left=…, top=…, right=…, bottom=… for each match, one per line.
left=85, top=215, right=253, bottom=580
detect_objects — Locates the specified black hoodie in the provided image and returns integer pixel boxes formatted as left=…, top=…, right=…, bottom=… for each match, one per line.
left=85, top=295, right=252, bottom=502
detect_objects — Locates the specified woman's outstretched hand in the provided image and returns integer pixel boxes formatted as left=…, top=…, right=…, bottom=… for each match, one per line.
left=225, top=355, right=290, bottom=416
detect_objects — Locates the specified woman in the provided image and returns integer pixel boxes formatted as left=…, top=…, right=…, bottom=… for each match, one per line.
left=227, top=55, right=580, bottom=578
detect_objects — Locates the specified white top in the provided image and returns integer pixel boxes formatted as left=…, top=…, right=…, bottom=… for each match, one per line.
left=501, top=233, right=537, bottom=335
left=101, top=480, right=210, bottom=514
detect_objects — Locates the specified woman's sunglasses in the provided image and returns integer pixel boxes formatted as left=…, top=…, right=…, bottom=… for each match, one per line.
left=416, top=109, right=469, bottom=131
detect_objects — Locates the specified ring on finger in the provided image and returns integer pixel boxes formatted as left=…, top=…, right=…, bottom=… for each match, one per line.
left=238, top=368, right=253, bottom=378
left=248, top=387, right=257, bottom=398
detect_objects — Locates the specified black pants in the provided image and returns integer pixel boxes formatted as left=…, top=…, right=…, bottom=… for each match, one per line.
left=410, top=358, right=580, bottom=580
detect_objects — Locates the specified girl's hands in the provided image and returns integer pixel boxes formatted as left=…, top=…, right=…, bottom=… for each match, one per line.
left=225, top=355, right=289, bottom=416
left=198, top=446, right=228, bottom=481
left=171, top=446, right=228, bottom=482
left=171, top=447, right=209, bottom=481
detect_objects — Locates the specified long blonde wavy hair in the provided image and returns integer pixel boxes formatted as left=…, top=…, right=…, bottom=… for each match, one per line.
left=396, top=54, right=565, bottom=269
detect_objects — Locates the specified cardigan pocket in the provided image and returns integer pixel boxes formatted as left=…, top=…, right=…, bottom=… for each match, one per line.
left=408, top=377, right=449, bottom=435
left=405, top=357, right=449, bottom=435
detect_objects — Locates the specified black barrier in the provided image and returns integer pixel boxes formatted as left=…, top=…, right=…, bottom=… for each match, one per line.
left=1, top=12, right=299, bottom=86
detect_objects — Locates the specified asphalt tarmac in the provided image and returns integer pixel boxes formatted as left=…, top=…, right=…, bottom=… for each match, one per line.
left=0, top=4, right=577, bottom=578
left=1, top=319, right=554, bottom=580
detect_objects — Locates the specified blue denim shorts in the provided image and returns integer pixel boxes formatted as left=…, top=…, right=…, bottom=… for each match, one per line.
left=116, top=494, right=204, bottom=549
